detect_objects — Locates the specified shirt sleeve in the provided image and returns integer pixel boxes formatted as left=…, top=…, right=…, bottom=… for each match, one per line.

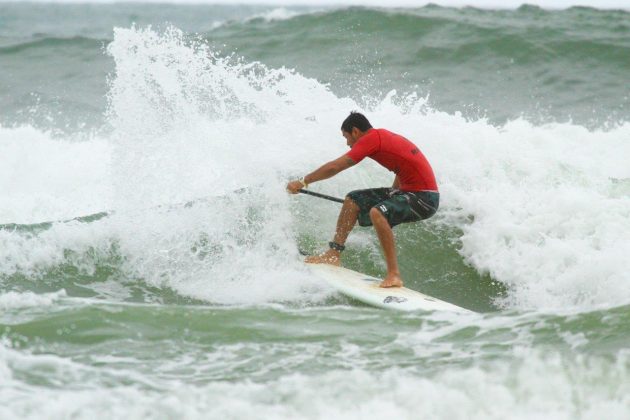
left=345, top=130, right=380, bottom=163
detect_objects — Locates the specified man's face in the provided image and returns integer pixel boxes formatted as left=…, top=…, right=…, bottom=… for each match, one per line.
left=342, top=127, right=361, bottom=148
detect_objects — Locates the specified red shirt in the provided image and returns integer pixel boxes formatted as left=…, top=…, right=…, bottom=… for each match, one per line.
left=346, top=128, right=438, bottom=192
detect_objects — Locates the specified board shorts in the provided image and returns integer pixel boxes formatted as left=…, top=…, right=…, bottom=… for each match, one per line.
left=346, top=188, right=439, bottom=228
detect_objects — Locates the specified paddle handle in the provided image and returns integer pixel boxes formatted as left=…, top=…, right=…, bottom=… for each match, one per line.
left=298, top=189, right=345, bottom=204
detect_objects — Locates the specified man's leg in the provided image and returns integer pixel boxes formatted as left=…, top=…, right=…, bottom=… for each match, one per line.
left=369, top=207, right=403, bottom=288
left=305, top=197, right=360, bottom=265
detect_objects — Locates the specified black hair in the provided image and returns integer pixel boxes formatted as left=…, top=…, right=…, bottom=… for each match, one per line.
left=341, top=111, right=372, bottom=133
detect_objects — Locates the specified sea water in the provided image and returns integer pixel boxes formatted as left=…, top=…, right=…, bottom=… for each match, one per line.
left=1, top=2, right=630, bottom=418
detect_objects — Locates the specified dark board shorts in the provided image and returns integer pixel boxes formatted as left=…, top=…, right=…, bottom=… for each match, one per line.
left=347, top=188, right=439, bottom=228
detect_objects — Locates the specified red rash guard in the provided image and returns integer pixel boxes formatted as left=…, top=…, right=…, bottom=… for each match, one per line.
left=345, top=128, right=438, bottom=192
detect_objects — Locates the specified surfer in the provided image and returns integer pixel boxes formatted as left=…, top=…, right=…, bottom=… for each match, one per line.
left=286, top=112, right=439, bottom=288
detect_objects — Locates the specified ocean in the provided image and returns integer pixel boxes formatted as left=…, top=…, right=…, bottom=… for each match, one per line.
left=1, top=1, right=630, bottom=418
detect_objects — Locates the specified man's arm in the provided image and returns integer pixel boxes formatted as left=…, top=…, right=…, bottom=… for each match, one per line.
left=286, top=155, right=356, bottom=193
left=392, top=175, right=400, bottom=189
left=304, top=155, right=355, bottom=185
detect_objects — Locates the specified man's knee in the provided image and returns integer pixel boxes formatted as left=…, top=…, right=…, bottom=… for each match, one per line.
left=369, top=206, right=385, bottom=222
left=344, top=195, right=359, bottom=210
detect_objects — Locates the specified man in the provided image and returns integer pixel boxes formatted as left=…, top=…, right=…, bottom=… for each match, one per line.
left=286, top=112, right=439, bottom=288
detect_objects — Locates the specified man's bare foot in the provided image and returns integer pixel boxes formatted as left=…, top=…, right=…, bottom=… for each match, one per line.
left=379, top=272, right=403, bottom=288
left=304, top=249, right=341, bottom=266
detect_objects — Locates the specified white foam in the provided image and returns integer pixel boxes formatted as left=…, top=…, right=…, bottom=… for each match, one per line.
left=246, top=7, right=311, bottom=23
left=0, top=125, right=112, bottom=224
left=0, top=290, right=66, bottom=310
left=99, top=25, right=353, bottom=304
left=344, top=93, right=630, bottom=310
left=0, top=218, right=116, bottom=279
left=1, top=343, right=629, bottom=419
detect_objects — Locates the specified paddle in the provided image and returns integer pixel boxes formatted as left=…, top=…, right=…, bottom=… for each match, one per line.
left=298, top=189, right=345, bottom=204
left=1, top=189, right=250, bottom=233
left=4, top=188, right=344, bottom=233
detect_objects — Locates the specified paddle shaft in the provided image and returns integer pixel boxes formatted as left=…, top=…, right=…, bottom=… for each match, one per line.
left=7, top=188, right=344, bottom=229
left=298, top=189, right=345, bottom=204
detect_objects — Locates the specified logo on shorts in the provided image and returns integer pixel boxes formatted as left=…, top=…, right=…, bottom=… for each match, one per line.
left=379, top=205, right=388, bottom=213
left=383, top=296, right=408, bottom=304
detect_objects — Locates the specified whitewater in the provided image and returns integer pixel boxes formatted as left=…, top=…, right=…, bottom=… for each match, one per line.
left=3, top=24, right=629, bottom=309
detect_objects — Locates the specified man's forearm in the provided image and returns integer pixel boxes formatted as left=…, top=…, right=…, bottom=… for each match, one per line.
left=304, top=162, right=341, bottom=185
left=303, top=156, right=355, bottom=186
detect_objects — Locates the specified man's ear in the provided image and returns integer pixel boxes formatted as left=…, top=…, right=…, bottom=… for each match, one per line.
left=351, top=127, right=361, bottom=139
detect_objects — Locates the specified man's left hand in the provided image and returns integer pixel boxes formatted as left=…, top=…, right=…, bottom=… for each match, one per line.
left=286, top=180, right=304, bottom=194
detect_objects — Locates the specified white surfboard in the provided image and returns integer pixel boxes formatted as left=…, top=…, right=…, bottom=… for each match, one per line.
left=308, top=263, right=472, bottom=313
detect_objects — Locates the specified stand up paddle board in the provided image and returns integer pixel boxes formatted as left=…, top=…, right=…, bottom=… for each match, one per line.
left=308, top=263, right=472, bottom=313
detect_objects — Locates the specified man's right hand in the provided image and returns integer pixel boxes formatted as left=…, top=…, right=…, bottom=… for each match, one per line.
left=286, top=180, right=304, bottom=194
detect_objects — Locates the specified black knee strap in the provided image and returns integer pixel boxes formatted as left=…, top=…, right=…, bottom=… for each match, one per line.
left=329, top=241, right=345, bottom=252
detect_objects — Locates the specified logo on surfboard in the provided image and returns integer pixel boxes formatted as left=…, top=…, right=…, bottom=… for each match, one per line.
left=383, top=296, right=408, bottom=304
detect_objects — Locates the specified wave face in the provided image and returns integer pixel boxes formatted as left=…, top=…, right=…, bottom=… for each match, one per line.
left=1, top=4, right=630, bottom=419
